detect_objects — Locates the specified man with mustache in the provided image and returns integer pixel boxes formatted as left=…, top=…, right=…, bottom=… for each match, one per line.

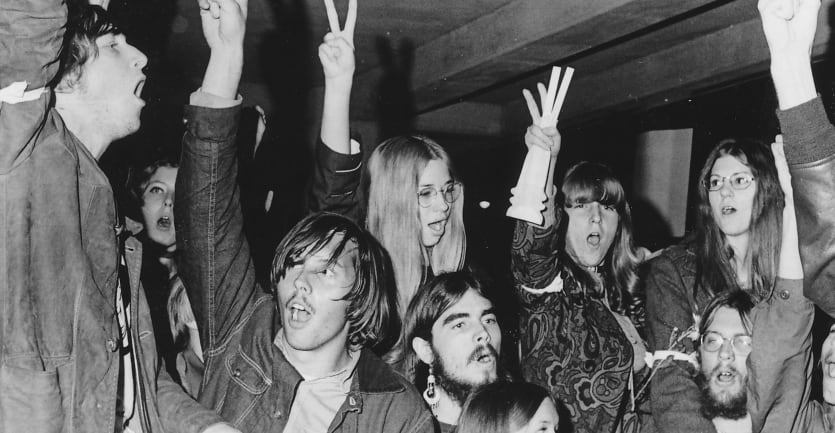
left=695, top=291, right=756, bottom=433
left=403, top=271, right=504, bottom=432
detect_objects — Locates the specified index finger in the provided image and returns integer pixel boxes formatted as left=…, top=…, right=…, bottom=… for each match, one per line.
left=343, top=0, right=357, bottom=44
left=324, top=0, right=341, bottom=33
left=523, top=89, right=541, bottom=125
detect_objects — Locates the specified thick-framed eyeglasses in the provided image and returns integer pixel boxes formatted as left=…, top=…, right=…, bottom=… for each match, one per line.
left=417, top=182, right=462, bottom=208
left=704, top=173, right=756, bottom=191
left=700, top=331, right=753, bottom=355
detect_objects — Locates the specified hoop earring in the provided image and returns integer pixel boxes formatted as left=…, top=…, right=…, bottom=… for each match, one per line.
left=423, top=365, right=440, bottom=410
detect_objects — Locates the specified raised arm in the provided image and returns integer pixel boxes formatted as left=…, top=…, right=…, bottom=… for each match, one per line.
left=510, top=84, right=563, bottom=293
left=0, top=0, right=65, bottom=171
left=310, top=0, right=363, bottom=219
left=175, top=0, right=255, bottom=354
left=760, top=0, right=835, bottom=316
left=746, top=138, right=812, bottom=433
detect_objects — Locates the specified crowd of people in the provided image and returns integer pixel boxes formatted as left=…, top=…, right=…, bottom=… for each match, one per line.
left=1, top=0, right=834, bottom=432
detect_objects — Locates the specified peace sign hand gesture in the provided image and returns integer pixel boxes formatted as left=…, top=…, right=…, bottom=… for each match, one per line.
left=319, top=0, right=357, bottom=82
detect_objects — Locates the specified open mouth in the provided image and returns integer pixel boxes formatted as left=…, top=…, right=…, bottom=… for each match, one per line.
left=428, top=218, right=447, bottom=234
left=134, top=78, right=146, bottom=99
left=587, top=232, right=601, bottom=247
left=825, top=359, right=835, bottom=378
left=157, top=215, right=172, bottom=230
left=288, top=301, right=312, bottom=323
left=714, top=368, right=737, bottom=384
left=469, top=346, right=497, bottom=366
left=721, top=205, right=736, bottom=216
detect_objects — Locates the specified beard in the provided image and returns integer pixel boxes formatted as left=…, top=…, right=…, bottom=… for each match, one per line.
left=696, top=366, right=748, bottom=420
left=432, top=344, right=501, bottom=406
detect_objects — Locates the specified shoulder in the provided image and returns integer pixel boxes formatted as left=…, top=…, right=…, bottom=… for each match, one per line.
left=356, top=349, right=428, bottom=407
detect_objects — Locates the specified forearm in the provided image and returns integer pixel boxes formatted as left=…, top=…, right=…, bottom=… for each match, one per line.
left=748, top=279, right=812, bottom=433
left=510, top=217, right=561, bottom=289
left=320, top=77, right=352, bottom=154
left=650, top=366, right=717, bottom=433
left=155, top=366, right=225, bottom=433
left=770, top=51, right=816, bottom=111
left=201, top=47, right=243, bottom=101
left=176, top=104, right=255, bottom=349
left=309, top=136, right=362, bottom=219
left=0, top=0, right=65, bottom=89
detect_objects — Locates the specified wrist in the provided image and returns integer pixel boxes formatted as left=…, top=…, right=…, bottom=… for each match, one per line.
left=202, top=48, right=243, bottom=100
left=770, top=54, right=816, bottom=110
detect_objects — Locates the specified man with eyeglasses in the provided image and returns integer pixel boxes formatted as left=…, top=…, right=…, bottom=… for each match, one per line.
left=695, top=290, right=756, bottom=433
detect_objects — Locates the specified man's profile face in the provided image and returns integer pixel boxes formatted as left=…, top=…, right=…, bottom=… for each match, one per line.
left=423, top=288, right=501, bottom=403
left=70, top=33, right=147, bottom=140
left=276, top=235, right=357, bottom=355
left=697, top=306, right=751, bottom=419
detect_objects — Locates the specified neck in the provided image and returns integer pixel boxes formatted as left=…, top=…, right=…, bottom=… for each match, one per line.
left=433, top=389, right=462, bottom=426
left=279, top=332, right=354, bottom=378
left=55, top=95, right=111, bottom=159
left=725, top=233, right=750, bottom=285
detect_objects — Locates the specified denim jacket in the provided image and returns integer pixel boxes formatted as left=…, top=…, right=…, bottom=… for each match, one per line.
left=0, top=2, right=226, bottom=431
left=175, top=104, right=435, bottom=433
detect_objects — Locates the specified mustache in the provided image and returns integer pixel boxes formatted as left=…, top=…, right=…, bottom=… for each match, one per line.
left=467, top=344, right=499, bottom=364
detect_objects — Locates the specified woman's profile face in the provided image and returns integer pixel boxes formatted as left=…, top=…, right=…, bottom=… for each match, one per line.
left=417, top=159, right=454, bottom=248
left=141, top=166, right=178, bottom=250
left=707, top=155, right=757, bottom=240
left=564, top=200, right=619, bottom=268
left=512, top=397, right=560, bottom=433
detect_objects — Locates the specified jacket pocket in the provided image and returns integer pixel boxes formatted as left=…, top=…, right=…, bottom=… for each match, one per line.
left=0, top=362, right=64, bottom=433
left=225, top=348, right=271, bottom=394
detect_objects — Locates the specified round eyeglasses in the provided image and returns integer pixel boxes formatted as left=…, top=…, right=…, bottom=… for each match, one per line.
left=700, top=331, right=753, bottom=355
left=704, top=173, right=756, bottom=192
left=417, top=182, right=462, bottom=208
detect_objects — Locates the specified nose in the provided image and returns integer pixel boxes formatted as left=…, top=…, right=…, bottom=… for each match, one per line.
left=719, top=180, right=734, bottom=197
left=433, top=192, right=450, bottom=212
left=718, top=339, right=735, bottom=360
left=474, top=322, right=491, bottom=344
left=293, top=270, right=311, bottom=294
left=164, top=193, right=173, bottom=207
left=129, top=44, right=148, bottom=70
left=589, top=203, right=602, bottom=223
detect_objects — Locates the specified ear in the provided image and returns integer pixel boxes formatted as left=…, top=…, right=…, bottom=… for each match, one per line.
left=412, top=336, right=434, bottom=365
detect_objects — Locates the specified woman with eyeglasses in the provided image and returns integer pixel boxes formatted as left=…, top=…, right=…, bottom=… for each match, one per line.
left=642, top=138, right=785, bottom=433
left=511, top=123, right=647, bottom=433
left=310, top=10, right=466, bottom=326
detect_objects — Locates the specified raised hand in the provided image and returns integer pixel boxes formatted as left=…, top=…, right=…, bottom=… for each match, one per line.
left=199, top=0, right=248, bottom=54
left=319, top=0, right=357, bottom=81
left=758, top=0, right=819, bottom=109
left=758, top=0, right=820, bottom=58
left=524, top=124, right=561, bottom=158
left=198, top=0, right=247, bottom=99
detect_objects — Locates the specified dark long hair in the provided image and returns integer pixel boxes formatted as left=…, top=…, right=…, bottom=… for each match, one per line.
left=694, top=138, right=783, bottom=299
left=270, top=212, right=399, bottom=349
left=557, top=162, right=643, bottom=318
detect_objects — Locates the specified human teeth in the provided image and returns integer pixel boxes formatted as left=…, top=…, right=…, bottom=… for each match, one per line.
left=828, top=363, right=835, bottom=378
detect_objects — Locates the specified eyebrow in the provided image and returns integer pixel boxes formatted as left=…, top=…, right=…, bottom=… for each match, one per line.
left=481, top=307, right=496, bottom=317
left=419, top=180, right=454, bottom=188
left=441, top=312, right=470, bottom=326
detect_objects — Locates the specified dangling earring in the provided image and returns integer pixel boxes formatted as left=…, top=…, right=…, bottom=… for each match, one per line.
left=423, top=365, right=440, bottom=410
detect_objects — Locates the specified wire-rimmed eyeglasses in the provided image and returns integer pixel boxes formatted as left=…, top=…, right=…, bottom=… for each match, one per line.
left=704, top=173, right=756, bottom=192
left=700, top=331, right=753, bottom=355
left=417, top=182, right=462, bottom=208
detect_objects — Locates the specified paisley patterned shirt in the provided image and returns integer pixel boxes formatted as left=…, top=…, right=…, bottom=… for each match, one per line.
left=511, top=217, right=639, bottom=433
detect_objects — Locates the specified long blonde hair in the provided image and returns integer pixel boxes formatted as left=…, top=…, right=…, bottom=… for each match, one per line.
left=366, top=135, right=466, bottom=315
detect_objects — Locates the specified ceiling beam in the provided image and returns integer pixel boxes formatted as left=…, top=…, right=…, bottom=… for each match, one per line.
left=349, top=0, right=724, bottom=119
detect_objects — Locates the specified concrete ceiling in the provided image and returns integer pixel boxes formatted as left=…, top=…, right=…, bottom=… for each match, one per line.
left=156, top=0, right=835, bottom=133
